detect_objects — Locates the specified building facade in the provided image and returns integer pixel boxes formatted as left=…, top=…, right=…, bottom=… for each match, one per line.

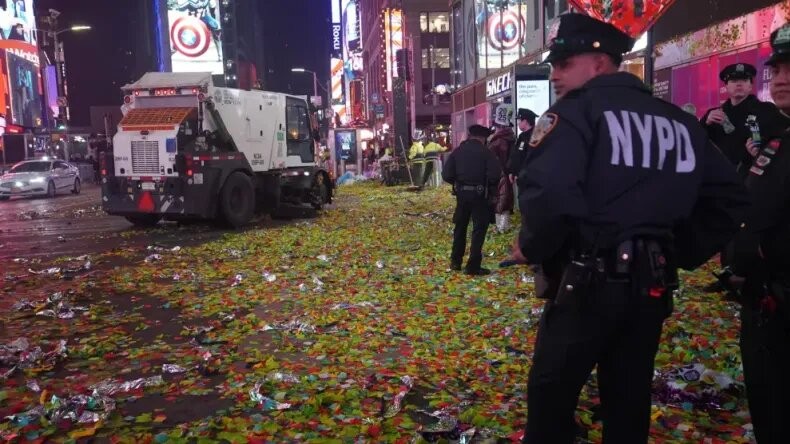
left=339, top=0, right=451, bottom=140
left=448, top=0, right=788, bottom=147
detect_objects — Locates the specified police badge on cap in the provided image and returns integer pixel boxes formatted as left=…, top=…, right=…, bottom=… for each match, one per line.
left=719, top=63, right=757, bottom=82
left=545, top=13, right=635, bottom=63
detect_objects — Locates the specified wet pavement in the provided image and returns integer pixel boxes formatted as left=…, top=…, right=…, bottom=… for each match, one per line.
left=0, top=185, right=300, bottom=261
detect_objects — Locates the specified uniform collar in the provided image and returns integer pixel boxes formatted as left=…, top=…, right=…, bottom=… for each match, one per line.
left=582, top=72, right=651, bottom=94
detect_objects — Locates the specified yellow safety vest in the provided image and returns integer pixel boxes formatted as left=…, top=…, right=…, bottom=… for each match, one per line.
left=409, top=142, right=425, bottom=162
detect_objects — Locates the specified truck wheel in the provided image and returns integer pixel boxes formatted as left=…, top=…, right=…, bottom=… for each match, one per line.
left=312, top=173, right=330, bottom=210
left=219, top=172, right=255, bottom=228
left=125, top=214, right=162, bottom=227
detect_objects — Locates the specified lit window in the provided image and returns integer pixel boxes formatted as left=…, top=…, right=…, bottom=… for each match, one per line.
left=428, top=13, right=449, bottom=33
left=422, top=49, right=430, bottom=68
left=420, top=13, right=428, bottom=32
left=432, top=48, right=450, bottom=68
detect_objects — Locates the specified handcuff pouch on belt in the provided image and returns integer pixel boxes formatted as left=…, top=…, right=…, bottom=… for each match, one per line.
left=630, top=238, right=678, bottom=316
left=551, top=237, right=678, bottom=313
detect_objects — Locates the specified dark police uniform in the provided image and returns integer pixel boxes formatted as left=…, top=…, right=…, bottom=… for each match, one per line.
left=507, top=108, right=538, bottom=176
left=730, top=25, right=790, bottom=444
left=443, top=125, right=502, bottom=275
left=517, top=14, right=749, bottom=443
left=701, top=63, right=783, bottom=168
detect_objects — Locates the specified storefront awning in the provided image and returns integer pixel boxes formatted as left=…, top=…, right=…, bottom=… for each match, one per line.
left=120, top=107, right=194, bottom=132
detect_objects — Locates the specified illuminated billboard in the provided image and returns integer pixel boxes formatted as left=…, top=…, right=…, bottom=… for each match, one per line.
left=0, top=1, right=37, bottom=46
left=167, top=0, right=223, bottom=74
left=6, top=51, right=42, bottom=128
left=475, top=1, right=527, bottom=70
left=384, top=8, right=403, bottom=91
left=343, top=0, right=360, bottom=52
left=0, top=2, right=41, bottom=130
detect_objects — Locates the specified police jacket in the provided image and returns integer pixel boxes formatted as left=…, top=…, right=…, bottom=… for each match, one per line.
left=701, top=95, right=783, bottom=167
left=518, top=72, right=750, bottom=268
left=442, top=139, right=501, bottom=189
left=731, top=111, right=790, bottom=277
left=507, top=129, right=533, bottom=175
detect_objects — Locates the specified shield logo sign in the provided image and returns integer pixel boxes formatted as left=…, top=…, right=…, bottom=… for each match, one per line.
left=170, top=16, right=212, bottom=58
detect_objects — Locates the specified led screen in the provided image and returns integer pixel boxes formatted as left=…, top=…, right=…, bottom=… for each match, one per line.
left=167, top=0, right=223, bottom=74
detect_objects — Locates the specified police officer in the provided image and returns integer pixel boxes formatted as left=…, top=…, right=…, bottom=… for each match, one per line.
left=701, top=63, right=782, bottom=168
left=507, top=108, right=538, bottom=182
left=729, top=24, right=790, bottom=444
left=510, top=13, right=749, bottom=442
left=443, top=124, right=502, bottom=276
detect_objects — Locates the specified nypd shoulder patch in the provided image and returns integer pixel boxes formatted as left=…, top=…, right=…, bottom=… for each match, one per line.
left=529, top=113, right=559, bottom=148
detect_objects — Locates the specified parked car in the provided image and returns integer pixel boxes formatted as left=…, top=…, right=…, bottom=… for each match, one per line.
left=0, top=159, right=81, bottom=200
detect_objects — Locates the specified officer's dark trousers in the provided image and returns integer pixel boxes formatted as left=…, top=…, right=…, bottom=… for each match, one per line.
left=451, top=193, right=490, bottom=270
left=524, top=281, right=670, bottom=444
left=740, top=279, right=790, bottom=444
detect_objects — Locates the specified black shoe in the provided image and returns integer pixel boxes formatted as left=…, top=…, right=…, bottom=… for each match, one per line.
left=464, top=267, right=491, bottom=276
left=450, top=262, right=462, bottom=271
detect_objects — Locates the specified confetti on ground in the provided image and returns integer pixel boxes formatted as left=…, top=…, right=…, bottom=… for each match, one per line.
left=0, top=183, right=754, bottom=442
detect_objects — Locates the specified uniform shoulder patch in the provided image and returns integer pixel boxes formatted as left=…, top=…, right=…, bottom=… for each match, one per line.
left=529, top=113, right=558, bottom=148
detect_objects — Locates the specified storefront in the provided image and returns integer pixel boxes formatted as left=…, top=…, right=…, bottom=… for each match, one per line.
left=653, top=3, right=787, bottom=118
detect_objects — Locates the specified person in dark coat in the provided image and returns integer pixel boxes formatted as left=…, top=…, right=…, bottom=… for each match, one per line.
left=700, top=63, right=785, bottom=293
left=507, top=108, right=538, bottom=181
left=701, top=63, right=783, bottom=169
left=499, top=108, right=538, bottom=268
left=488, top=123, right=515, bottom=232
left=728, top=24, right=790, bottom=444
left=442, top=125, right=502, bottom=276
left=511, top=13, right=749, bottom=442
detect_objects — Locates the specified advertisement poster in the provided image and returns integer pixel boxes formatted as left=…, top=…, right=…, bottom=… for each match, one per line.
left=475, top=1, right=527, bottom=70
left=343, top=0, right=360, bottom=53
left=653, top=68, right=672, bottom=103
left=0, top=0, right=36, bottom=45
left=6, top=51, right=42, bottom=128
left=516, top=80, right=550, bottom=121
left=335, top=130, right=356, bottom=162
left=167, top=0, right=223, bottom=74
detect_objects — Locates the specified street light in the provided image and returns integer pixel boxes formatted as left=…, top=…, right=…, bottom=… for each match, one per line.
left=291, top=68, right=319, bottom=102
left=32, top=25, right=92, bottom=131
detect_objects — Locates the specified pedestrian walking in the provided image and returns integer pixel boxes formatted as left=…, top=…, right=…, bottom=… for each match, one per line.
left=511, top=13, right=749, bottom=443
left=442, top=124, right=502, bottom=276
left=489, top=115, right=515, bottom=232
left=728, top=24, right=790, bottom=444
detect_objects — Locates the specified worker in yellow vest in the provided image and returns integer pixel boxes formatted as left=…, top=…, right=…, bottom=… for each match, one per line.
left=422, top=139, right=446, bottom=187
left=408, top=134, right=426, bottom=187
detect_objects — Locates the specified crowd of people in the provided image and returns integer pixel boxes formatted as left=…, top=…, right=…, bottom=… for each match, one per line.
left=441, top=12, right=790, bottom=443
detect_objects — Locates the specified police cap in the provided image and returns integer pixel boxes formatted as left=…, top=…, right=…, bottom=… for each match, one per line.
left=719, top=63, right=757, bottom=82
left=766, top=24, right=790, bottom=67
left=545, top=13, right=634, bottom=64
left=468, top=124, right=494, bottom=138
left=517, top=108, right=538, bottom=126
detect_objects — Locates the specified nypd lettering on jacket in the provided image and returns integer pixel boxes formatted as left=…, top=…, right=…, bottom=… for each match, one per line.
left=604, top=110, right=696, bottom=173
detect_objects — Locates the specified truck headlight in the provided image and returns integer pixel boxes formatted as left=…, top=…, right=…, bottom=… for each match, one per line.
left=30, top=177, right=45, bottom=184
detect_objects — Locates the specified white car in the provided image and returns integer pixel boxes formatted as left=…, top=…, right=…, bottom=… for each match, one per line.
left=0, top=160, right=81, bottom=200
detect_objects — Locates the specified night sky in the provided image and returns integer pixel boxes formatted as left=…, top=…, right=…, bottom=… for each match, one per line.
left=34, top=0, right=330, bottom=127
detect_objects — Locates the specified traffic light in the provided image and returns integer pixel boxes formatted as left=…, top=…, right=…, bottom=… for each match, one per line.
left=396, top=49, right=411, bottom=81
